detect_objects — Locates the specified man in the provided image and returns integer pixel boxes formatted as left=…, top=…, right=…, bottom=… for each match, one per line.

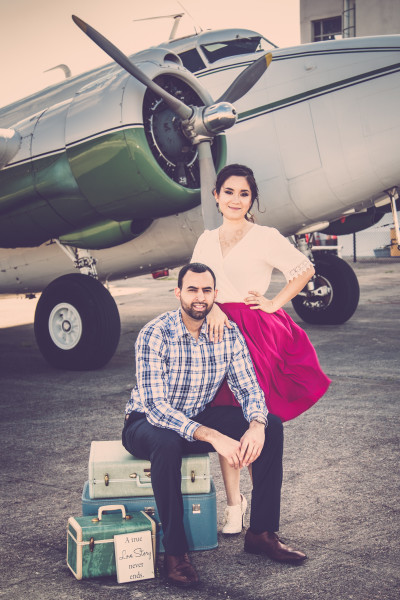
left=122, top=263, right=306, bottom=587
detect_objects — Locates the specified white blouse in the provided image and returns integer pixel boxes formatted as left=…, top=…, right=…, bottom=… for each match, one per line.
left=191, top=224, right=312, bottom=303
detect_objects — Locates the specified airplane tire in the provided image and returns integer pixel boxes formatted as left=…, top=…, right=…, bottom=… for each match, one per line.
left=34, top=273, right=121, bottom=370
left=291, top=253, right=360, bottom=325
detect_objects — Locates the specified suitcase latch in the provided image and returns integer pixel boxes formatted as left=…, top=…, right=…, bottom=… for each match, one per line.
left=89, top=537, right=95, bottom=552
left=191, top=470, right=195, bottom=483
left=192, top=504, right=201, bottom=514
left=130, top=470, right=151, bottom=479
left=104, top=473, right=109, bottom=486
left=144, top=506, right=155, bottom=516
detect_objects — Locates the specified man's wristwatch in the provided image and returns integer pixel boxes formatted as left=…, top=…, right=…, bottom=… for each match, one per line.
left=251, top=415, right=267, bottom=426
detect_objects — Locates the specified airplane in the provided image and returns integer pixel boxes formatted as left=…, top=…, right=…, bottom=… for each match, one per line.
left=1, top=15, right=399, bottom=371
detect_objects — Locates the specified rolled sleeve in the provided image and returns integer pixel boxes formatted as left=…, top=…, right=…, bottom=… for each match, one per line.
left=226, top=330, right=268, bottom=423
left=180, top=419, right=202, bottom=442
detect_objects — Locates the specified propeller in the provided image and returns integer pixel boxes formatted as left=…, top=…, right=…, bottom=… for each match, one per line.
left=72, top=15, right=192, bottom=120
left=197, top=141, right=222, bottom=228
left=216, top=52, right=272, bottom=104
left=72, top=15, right=272, bottom=229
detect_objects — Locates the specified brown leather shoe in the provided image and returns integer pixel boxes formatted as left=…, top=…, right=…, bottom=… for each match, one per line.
left=244, top=530, right=307, bottom=564
left=164, top=553, right=200, bottom=587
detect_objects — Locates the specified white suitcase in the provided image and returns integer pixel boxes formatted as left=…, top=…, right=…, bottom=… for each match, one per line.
left=88, top=440, right=211, bottom=498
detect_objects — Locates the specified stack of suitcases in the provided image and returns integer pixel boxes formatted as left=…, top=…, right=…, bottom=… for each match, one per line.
left=81, top=440, right=218, bottom=554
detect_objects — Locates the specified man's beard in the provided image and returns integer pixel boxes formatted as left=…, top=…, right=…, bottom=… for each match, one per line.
left=181, top=301, right=212, bottom=320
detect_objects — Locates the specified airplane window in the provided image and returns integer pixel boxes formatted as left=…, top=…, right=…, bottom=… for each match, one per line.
left=200, top=36, right=275, bottom=63
left=313, top=16, right=343, bottom=41
left=178, top=48, right=207, bottom=73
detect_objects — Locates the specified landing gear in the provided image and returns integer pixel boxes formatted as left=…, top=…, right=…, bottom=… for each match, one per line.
left=292, top=253, right=360, bottom=325
left=34, top=273, right=121, bottom=370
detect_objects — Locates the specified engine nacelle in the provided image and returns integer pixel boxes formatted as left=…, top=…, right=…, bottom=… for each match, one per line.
left=0, top=56, right=225, bottom=248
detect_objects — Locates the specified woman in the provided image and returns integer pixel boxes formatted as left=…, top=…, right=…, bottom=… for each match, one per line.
left=191, top=163, right=330, bottom=534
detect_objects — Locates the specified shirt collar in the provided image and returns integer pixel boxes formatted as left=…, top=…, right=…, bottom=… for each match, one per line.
left=175, top=309, right=209, bottom=342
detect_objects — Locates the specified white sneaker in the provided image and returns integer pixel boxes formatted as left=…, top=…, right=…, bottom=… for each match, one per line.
left=221, top=494, right=248, bottom=534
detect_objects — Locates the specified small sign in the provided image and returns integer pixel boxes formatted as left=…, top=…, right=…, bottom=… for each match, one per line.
left=114, top=530, right=154, bottom=584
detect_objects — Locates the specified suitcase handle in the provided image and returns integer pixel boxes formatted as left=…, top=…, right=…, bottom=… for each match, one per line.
left=129, top=469, right=196, bottom=487
left=97, top=505, right=126, bottom=520
left=130, top=472, right=152, bottom=488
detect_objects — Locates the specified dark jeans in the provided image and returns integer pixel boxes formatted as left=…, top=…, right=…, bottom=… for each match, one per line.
left=122, top=406, right=283, bottom=555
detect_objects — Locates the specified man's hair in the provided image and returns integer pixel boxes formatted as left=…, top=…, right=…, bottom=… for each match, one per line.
left=177, top=263, right=216, bottom=289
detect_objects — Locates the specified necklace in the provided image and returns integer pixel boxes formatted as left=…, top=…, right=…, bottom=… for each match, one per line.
left=219, top=223, right=254, bottom=258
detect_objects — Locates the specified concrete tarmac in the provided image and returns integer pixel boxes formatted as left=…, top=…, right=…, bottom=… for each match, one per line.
left=0, top=260, right=399, bottom=600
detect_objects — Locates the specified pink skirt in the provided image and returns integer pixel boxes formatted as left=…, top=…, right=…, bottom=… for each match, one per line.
left=211, top=303, right=331, bottom=421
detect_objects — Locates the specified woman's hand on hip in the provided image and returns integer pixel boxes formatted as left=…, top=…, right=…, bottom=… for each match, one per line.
left=244, top=290, right=277, bottom=313
left=207, top=303, right=232, bottom=343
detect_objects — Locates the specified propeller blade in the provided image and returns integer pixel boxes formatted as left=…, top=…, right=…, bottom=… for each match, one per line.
left=72, top=15, right=192, bottom=120
left=197, top=142, right=222, bottom=229
left=216, top=52, right=272, bottom=104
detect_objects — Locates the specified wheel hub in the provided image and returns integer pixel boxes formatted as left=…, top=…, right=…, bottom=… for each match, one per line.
left=48, top=303, right=82, bottom=350
left=301, top=274, right=333, bottom=311
left=62, top=321, right=72, bottom=333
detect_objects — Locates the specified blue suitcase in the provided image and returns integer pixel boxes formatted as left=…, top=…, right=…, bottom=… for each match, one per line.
left=81, top=479, right=218, bottom=554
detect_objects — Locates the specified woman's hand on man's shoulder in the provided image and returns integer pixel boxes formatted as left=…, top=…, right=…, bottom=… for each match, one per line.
left=207, top=303, right=233, bottom=343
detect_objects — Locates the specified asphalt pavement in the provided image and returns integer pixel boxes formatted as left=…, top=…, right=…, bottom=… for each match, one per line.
left=0, top=260, right=399, bottom=600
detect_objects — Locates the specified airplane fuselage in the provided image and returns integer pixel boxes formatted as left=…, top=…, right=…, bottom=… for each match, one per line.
left=1, top=30, right=400, bottom=294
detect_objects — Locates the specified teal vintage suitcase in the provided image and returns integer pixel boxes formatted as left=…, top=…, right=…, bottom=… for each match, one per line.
left=81, top=479, right=218, bottom=553
left=67, top=505, right=156, bottom=580
left=88, top=440, right=211, bottom=498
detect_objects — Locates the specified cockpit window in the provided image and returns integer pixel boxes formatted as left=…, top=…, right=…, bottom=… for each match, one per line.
left=178, top=48, right=207, bottom=73
left=200, top=36, right=275, bottom=63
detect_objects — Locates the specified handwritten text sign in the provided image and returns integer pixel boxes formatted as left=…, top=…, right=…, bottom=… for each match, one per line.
left=114, top=530, right=154, bottom=584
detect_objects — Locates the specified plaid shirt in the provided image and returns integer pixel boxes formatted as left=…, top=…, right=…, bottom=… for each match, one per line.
left=125, top=308, right=268, bottom=441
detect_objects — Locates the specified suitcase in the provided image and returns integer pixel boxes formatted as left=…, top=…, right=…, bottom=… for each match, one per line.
left=88, top=440, right=211, bottom=498
left=67, top=505, right=156, bottom=580
left=82, top=479, right=218, bottom=554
